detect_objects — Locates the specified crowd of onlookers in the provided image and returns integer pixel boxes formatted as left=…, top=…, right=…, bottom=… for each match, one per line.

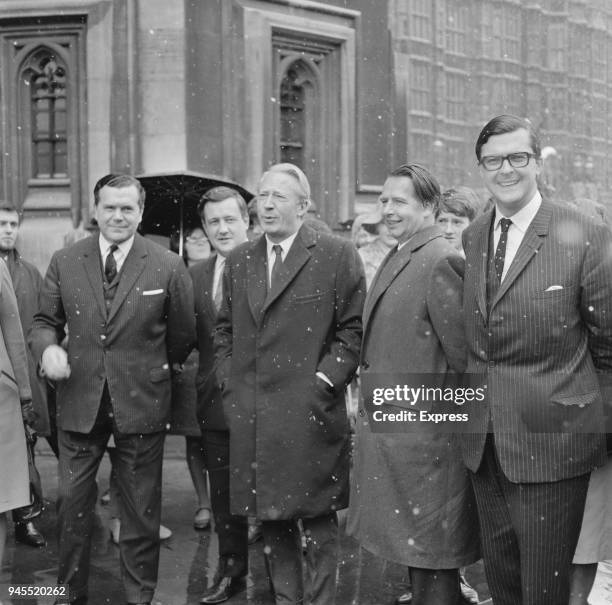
left=0, top=113, right=610, bottom=605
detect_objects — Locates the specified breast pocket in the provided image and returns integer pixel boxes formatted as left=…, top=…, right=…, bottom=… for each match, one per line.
left=292, top=292, right=323, bottom=305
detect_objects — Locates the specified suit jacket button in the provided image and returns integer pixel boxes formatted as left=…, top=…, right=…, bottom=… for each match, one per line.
left=100, top=334, right=106, bottom=340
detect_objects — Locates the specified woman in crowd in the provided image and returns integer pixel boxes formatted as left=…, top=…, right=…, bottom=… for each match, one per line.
left=356, top=211, right=397, bottom=289
left=170, top=226, right=212, bottom=530
left=0, top=258, right=33, bottom=584
left=435, top=186, right=482, bottom=256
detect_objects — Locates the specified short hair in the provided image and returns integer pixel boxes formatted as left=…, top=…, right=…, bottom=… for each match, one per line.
left=260, top=163, right=311, bottom=205
left=388, top=163, right=440, bottom=211
left=93, top=174, right=146, bottom=209
left=0, top=201, right=21, bottom=223
left=475, top=114, right=541, bottom=161
left=197, top=186, right=249, bottom=221
left=436, top=186, right=482, bottom=222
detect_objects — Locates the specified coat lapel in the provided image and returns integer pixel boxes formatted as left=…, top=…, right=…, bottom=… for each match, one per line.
left=363, top=226, right=441, bottom=330
left=82, top=237, right=107, bottom=319
left=107, top=234, right=147, bottom=322
left=490, top=201, right=551, bottom=310
left=262, top=225, right=315, bottom=314
left=466, top=210, right=493, bottom=321
left=202, top=254, right=218, bottom=323
left=246, top=237, right=268, bottom=323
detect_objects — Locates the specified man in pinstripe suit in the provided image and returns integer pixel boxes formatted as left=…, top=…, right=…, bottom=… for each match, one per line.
left=30, top=174, right=194, bottom=605
left=461, top=114, right=612, bottom=605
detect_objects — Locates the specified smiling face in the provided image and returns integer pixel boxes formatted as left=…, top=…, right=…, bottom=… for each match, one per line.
left=203, top=196, right=249, bottom=257
left=94, top=184, right=143, bottom=244
left=479, top=128, right=541, bottom=217
left=256, top=171, right=308, bottom=243
left=379, top=176, right=433, bottom=245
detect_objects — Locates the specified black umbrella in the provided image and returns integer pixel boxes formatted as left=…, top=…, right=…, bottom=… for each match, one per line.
left=136, top=171, right=254, bottom=255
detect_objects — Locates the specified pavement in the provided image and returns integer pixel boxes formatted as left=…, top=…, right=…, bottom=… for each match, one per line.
left=1, top=436, right=610, bottom=605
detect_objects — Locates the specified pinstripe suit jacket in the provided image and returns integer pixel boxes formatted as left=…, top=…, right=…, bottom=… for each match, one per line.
left=461, top=199, right=612, bottom=482
left=30, top=234, right=195, bottom=434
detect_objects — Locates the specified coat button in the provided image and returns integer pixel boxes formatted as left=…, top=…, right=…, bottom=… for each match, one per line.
left=100, top=335, right=106, bottom=340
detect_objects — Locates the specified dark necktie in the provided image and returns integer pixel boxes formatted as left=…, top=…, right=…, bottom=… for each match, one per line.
left=105, top=244, right=118, bottom=283
left=494, top=218, right=512, bottom=284
left=270, top=244, right=283, bottom=291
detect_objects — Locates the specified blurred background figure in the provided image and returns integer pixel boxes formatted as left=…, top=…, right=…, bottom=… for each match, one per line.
left=356, top=211, right=397, bottom=289
left=0, top=259, right=34, bottom=580
left=169, top=226, right=212, bottom=531
left=351, top=213, right=378, bottom=249
left=435, top=186, right=482, bottom=256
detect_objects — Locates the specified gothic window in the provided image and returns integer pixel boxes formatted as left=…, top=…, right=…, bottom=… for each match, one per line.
left=410, top=60, right=431, bottom=113
left=409, top=0, right=433, bottom=42
left=279, top=61, right=317, bottom=169
left=446, top=5, right=468, bottom=55
left=22, top=48, right=68, bottom=180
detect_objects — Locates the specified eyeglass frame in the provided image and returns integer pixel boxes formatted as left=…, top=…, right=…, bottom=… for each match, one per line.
left=478, top=152, right=538, bottom=171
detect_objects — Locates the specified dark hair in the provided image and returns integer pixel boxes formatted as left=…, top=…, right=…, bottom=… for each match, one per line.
left=198, top=186, right=249, bottom=221
left=0, top=201, right=21, bottom=223
left=389, top=163, right=440, bottom=211
left=475, top=114, right=541, bottom=161
left=436, top=186, right=482, bottom=222
left=93, top=174, right=146, bottom=209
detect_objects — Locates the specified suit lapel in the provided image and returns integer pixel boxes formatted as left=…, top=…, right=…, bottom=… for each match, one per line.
left=82, top=237, right=107, bottom=318
left=107, top=234, right=147, bottom=322
left=262, top=226, right=314, bottom=314
left=490, top=201, right=551, bottom=310
left=246, top=237, right=268, bottom=323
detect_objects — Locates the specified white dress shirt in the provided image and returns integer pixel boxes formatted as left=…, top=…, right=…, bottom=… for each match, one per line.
left=98, top=234, right=134, bottom=274
left=211, top=254, right=226, bottom=304
left=493, top=191, right=542, bottom=282
left=265, top=232, right=299, bottom=288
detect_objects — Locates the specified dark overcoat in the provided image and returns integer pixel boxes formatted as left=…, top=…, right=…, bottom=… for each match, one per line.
left=189, top=255, right=227, bottom=431
left=348, top=226, right=480, bottom=568
left=214, top=225, right=365, bottom=519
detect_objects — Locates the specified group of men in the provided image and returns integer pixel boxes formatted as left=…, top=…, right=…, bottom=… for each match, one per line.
left=6, top=112, right=610, bottom=605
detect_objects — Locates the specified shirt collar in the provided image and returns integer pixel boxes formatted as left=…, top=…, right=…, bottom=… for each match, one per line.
left=494, top=190, right=542, bottom=234
left=265, top=231, right=299, bottom=258
left=98, top=234, right=135, bottom=258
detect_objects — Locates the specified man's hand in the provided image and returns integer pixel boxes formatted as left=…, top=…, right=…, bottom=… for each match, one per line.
left=21, top=399, right=38, bottom=428
left=41, top=344, right=71, bottom=380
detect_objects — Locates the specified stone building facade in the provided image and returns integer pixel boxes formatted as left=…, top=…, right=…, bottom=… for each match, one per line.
left=0, top=0, right=610, bottom=270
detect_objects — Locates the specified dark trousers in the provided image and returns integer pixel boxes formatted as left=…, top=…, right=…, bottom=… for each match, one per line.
left=202, top=429, right=248, bottom=578
left=56, top=395, right=165, bottom=603
left=471, top=435, right=589, bottom=605
left=409, top=568, right=461, bottom=605
left=262, top=512, right=338, bottom=605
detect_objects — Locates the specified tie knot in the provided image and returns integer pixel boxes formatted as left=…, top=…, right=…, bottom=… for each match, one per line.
left=499, top=218, right=512, bottom=233
left=272, top=244, right=283, bottom=259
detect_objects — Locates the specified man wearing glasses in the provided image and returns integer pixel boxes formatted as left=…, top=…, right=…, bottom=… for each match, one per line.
left=460, top=114, right=612, bottom=605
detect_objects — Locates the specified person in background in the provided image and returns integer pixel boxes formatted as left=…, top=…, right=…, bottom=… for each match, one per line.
left=0, top=258, right=35, bottom=589
left=192, top=186, right=251, bottom=604
left=215, top=163, right=365, bottom=604
left=356, top=212, right=397, bottom=289
left=169, top=225, right=212, bottom=531
left=351, top=213, right=378, bottom=249
left=0, top=202, right=48, bottom=548
left=435, top=187, right=482, bottom=256
left=30, top=174, right=194, bottom=605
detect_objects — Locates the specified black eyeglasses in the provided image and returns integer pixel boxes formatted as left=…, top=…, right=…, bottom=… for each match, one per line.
left=479, top=152, right=537, bottom=171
